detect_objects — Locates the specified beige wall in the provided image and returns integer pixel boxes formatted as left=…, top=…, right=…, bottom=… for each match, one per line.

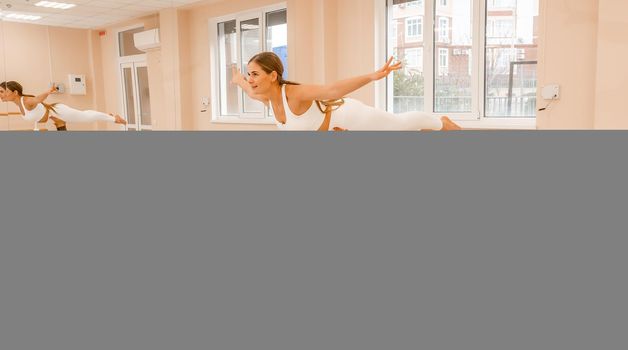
left=535, top=0, right=628, bottom=130
left=536, top=0, right=599, bottom=129
left=158, top=8, right=184, bottom=130
left=333, top=0, right=376, bottom=104
left=594, top=0, right=628, bottom=129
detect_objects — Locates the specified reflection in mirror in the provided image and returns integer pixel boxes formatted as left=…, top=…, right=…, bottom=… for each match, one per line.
left=1, top=0, right=283, bottom=131
left=0, top=0, right=194, bottom=131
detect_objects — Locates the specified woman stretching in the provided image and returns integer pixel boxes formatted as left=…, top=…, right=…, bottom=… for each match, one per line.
left=231, top=52, right=461, bottom=131
left=0, top=81, right=127, bottom=130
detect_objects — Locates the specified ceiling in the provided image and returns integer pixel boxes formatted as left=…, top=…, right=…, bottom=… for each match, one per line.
left=0, top=0, right=202, bottom=29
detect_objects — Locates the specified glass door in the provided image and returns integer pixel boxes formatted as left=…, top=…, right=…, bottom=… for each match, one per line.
left=120, top=61, right=152, bottom=130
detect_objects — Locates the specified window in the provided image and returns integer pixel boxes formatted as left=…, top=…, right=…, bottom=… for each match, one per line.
left=211, top=4, right=287, bottom=123
left=390, top=20, right=398, bottom=40
left=488, top=0, right=516, bottom=9
left=438, top=48, right=449, bottom=73
left=437, top=17, right=449, bottom=43
left=388, top=1, right=427, bottom=113
left=384, top=0, right=539, bottom=124
left=404, top=48, right=423, bottom=72
left=434, top=1, right=469, bottom=113
left=485, top=0, right=538, bottom=118
left=118, top=26, right=145, bottom=57
left=405, top=16, right=423, bottom=41
left=487, top=18, right=514, bottom=38
left=216, top=20, right=238, bottom=117
left=406, top=0, right=424, bottom=8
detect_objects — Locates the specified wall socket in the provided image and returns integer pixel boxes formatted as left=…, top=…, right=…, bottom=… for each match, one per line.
left=542, top=84, right=560, bottom=100
left=201, top=97, right=210, bottom=112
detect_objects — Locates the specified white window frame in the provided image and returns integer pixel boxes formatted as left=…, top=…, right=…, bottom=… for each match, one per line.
left=116, top=24, right=146, bottom=64
left=209, top=3, right=287, bottom=125
left=116, top=24, right=148, bottom=131
left=120, top=61, right=152, bottom=131
left=376, top=0, right=536, bottom=130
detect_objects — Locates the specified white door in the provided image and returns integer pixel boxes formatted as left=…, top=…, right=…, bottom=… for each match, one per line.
left=120, top=61, right=152, bottom=131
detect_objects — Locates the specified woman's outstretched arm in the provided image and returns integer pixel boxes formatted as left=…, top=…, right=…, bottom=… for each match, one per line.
left=34, top=85, right=58, bottom=104
left=289, top=57, right=401, bottom=102
left=24, top=85, right=57, bottom=109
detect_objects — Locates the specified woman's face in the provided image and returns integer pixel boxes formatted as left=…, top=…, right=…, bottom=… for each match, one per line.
left=0, top=86, right=17, bottom=102
left=246, top=61, right=277, bottom=94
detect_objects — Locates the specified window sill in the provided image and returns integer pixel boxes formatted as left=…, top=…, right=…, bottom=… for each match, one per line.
left=456, top=118, right=537, bottom=130
left=211, top=117, right=535, bottom=130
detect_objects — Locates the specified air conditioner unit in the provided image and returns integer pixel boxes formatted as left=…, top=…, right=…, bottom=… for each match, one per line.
left=134, top=28, right=160, bottom=52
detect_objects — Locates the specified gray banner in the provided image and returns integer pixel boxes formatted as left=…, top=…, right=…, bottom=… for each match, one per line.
left=1, top=132, right=627, bottom=350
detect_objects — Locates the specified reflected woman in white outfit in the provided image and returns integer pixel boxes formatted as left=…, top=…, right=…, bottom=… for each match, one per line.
left=231, top=52, right=461, bottom=131
left=1, top=81, right=127, bottom=130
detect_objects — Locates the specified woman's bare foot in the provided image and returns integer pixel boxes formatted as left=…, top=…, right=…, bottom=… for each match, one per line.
left=111, top=114, right=127, bottom=125
left=441, top=116, right=462, bottom=131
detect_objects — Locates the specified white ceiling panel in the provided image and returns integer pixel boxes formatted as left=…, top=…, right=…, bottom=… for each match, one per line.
left=0, top=0, right=204, bottom=29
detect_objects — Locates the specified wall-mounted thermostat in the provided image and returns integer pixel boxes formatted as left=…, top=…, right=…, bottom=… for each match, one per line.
left=68, top=74, right=87, bottom=95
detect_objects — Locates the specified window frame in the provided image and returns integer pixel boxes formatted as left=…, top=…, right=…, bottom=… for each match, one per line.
left=209, top=3, right=287, bottom=125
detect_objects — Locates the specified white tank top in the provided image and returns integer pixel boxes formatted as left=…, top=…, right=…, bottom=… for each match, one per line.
left=272, top=84, right=325, bottom=131
left=20, top=96, right=47, bottom=122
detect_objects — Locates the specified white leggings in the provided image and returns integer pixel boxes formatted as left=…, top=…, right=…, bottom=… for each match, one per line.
left=330, top=98, right=443, bottom=131
left=51, top=104, right=116, bottom=123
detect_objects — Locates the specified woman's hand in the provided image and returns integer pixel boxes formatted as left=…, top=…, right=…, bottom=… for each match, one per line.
left=231, top=64, right=246, bottom=85
left=31, top=85, right=58, bottom=105
left=371, top=56, right=402, bottom=81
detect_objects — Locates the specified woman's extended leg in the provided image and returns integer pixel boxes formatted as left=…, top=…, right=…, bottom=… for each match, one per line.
left=53, top=104, right=127, bottom=124
left=331, top=99, right=457, bottom=131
